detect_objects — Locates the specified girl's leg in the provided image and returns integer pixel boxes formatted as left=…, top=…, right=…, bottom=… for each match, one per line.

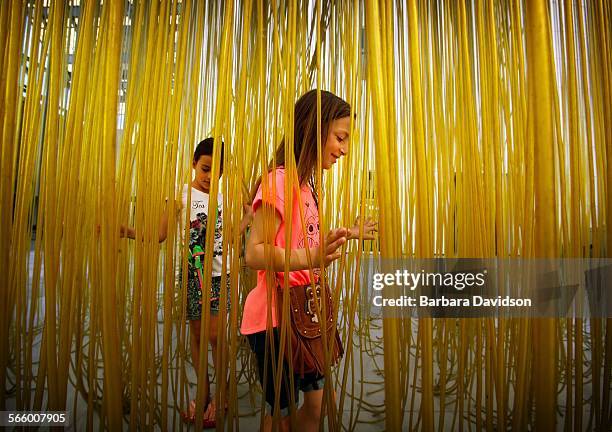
left=205, top=314, right=219, bottom=419
left=189, top=319, right=201, bottom=372
left=262, top=414, right=290, bottom=432
left=260, top=389, right=325, bottom=432
left=208, top=313, right=219, bottom=371
left=188, top=319, right=213, bottom=419
left=297, top=389, right=324, bottom=432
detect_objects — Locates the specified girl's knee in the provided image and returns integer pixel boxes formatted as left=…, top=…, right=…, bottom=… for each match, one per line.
left=208, top=332, right=218, bottom=347
left=190, top=320, right=202, bottom=341
left=262, top=414, right=290, bottom=432
left=209, top=315, right=222, bottom=346
left=190, top=318, right=201, bottom=328
left=305, top=403, right=322, bottom=421
left=301, top=393, right=324, bottom=421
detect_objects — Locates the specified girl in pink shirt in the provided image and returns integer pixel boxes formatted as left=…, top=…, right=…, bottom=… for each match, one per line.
left=243, top=90, right=376, bottom=431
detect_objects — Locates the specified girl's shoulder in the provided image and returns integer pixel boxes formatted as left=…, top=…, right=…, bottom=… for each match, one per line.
left=270, top=166, right=288, bottom=182
left=179, top=184, right=208, bottom=206
left=184, top=184, right=210, bottom=198
left=267, top=166, right=286, bottom=177
left=257, top=167, right=287, bottom=191
left=180, top=183, right=191, bottom=199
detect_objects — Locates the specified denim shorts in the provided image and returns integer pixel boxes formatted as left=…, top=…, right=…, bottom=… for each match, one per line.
left=247, top=329, right=325, bottom=416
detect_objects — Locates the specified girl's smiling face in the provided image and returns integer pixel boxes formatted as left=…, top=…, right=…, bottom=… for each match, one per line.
left=323, top=116, right=350, bottom=169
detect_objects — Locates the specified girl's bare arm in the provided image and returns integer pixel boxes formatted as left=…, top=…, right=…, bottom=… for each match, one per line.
left=245, top=203, right=347, bottom=271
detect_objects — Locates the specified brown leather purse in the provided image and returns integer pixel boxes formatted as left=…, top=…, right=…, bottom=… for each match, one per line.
left=276, top=281, right=344, bottom=377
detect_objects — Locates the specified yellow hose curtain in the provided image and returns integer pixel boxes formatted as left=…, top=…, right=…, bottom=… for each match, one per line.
left=1, top=0, right=611, bottom=430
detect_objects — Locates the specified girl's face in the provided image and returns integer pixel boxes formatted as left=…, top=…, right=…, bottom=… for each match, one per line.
left=192, top=155, right=218, bottom=193
left=322, top=116, right=351, bottom=170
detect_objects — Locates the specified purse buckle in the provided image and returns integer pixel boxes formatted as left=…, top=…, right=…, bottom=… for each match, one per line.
left=305, top=284, right=322, bottom=323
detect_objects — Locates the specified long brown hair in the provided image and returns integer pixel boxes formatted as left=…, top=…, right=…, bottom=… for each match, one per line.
left=251, top=90, right=351, bottom=200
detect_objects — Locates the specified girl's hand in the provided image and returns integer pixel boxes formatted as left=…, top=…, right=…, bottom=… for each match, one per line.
left=317, top=228, right=348, bottom=266
left=347, top=217, right=378, bottom=240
